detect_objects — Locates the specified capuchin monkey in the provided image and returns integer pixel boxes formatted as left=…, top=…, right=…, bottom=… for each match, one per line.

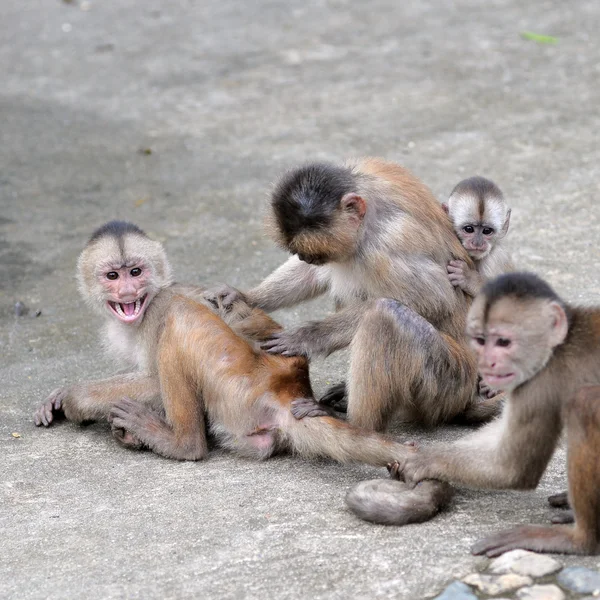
left=443, top=176, right=513, bottom=298
left=371, top=272, right=600, bottom=556
left=206, top=159, right=500, bottom=428
left=32, top=220, right=452, bottom=524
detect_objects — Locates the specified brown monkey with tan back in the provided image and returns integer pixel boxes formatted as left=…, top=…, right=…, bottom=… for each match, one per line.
left=353, top=272, right=600, bottom=555
left=33, top=221, right=451, bottom=524
left=206, top=158, right=501, bottom=427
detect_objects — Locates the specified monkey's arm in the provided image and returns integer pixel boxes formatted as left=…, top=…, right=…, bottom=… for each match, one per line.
left=34, top=373, right=160, bottom=426
left=261, top=304, right=365, bottom=358
left=400, top=400, right=563, bottom=490
left=245, top=256, right=330, bottom=312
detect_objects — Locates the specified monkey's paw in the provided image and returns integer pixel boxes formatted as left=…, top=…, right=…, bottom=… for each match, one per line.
left=547, top=490, right=570, bottom=508
left=478, top=379, right=498, bottom=399
left=551, top=511, right=574, bottom=524
left=291, top=397, right=337, bottom=419
left=261, top=331, right=309, bottom=357
left=319, top=382, right=348, bottom=412
left=202, top=283, right=245, bottom=312
left=108, top=397, right=164, bottom=441
left=447, top=260, right=468, bottom=286
left=111, top=423, right=145, bottom=450
left=472, top=525, right=559, bottom=557
left=34, top=387, right=68, bottom=427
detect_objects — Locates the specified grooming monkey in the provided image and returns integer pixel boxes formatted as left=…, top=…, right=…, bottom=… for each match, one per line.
left=206, top=158, right=499, bottom=428
left=443, top=176, right=513, bottom=297
left=33, top=220, right=452, bottom=522
left=364, top=272, right=600, bottom=556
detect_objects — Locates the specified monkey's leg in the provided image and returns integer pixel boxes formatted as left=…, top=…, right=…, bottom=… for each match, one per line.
left=34, top=374, right=161, bottom=427
left=109, top=344, right=208, bottom=461
left=472, top=387, right=600, bottom=557
left=345, top=298, right=477, bottom=430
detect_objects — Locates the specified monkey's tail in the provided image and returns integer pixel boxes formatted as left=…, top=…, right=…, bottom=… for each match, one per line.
left=345, top=479, right=454, bottom=525
left=282, top=412, right=408, bottom=466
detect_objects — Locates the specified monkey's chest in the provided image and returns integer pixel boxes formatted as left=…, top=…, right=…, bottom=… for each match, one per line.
left=105, top=323, right=148, bottom=371
left=329, top=265, right=372, bottom=305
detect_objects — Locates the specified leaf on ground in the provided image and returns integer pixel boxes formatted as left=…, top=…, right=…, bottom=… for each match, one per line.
left=520, top=31, right=558, bottom=44
left=11, top=432, right=22, bottom=438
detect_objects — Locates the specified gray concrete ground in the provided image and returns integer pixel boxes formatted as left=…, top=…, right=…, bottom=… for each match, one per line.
left=1, top=1, right=600, bottom=598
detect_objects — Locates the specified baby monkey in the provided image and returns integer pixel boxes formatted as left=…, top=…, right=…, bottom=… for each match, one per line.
left=443, top=176, right=513, bottom=297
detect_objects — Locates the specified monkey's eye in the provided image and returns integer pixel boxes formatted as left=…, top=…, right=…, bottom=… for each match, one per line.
left=463, top=225, right=475, bottom=234
left=130, top=267, right=142, bottom=277
left=473, top=336, right=485, bottom=346
left=106, top=271, right=119, bottom=281
left=496, top=338, right=511, bottom=348
left=482, top=227, right=495, bottom=235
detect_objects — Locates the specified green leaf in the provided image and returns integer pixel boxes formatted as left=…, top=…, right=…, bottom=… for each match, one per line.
left=520, top=31, right=558, bottom=44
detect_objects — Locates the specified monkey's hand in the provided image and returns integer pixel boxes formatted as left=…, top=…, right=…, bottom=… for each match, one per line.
left=389, top=446, right=440, bottom=485
left=447, top=260, right=480, bottom=296
left=261, top=329, right=310, bottom=357
left=33, top=387, right=68, bottom=426
left=478, top=378, right=498, bottom=399
left=202, top=283, right=246, bottom=312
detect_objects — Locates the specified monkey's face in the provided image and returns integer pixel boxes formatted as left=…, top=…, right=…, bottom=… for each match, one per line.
left=77, top=233, right=172, bottom=325
left=467, top=296, right=568, bottom=391
left=456, top=224, right=496, bottom=259
left=99, top=263, right=153, bottom=325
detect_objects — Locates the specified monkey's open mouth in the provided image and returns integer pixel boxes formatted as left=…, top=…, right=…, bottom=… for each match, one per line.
left=107, top=295, right=148, bottom=323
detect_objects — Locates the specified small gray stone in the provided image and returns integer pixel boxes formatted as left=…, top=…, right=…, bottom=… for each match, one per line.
left=463, top=573, right=533, bottom=595
left=489, top=550, right=562, bottom=578
left=557, top=567, right=600, bottom=594
left=14, top=301, right=29, bottom=316
left=516, top=584, right=565, bottom=600
left=432, top=581, right=478, bottom=600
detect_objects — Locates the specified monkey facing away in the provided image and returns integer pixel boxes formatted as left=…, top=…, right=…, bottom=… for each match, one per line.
left=205, top=159, right=501, bottom=429
left=443, top=176, right=513, bottom=298
left=33, top=220, right=452, bottom=523
left=353, top=272, right=600, bottom=556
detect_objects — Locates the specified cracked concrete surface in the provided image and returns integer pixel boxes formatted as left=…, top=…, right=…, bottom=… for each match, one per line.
left=1, top=1, right=600, bottom=598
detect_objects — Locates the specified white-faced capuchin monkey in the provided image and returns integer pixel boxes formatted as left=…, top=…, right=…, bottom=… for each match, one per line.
left=205, top=159, right=501, bottom=428
left=32, top=220, right=452, bottom=524
left=443, top=176, right=513, bottom=297
left=364, top=272, right=600, bottom=556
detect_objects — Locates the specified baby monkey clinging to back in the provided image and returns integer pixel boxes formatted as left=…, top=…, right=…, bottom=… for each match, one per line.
left=443, top=176, right=513, bottom=297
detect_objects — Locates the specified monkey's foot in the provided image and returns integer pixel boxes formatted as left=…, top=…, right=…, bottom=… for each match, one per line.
left=291, top=397, right=337, bottom=419
left=472, top=524, right=577, bottom=557
left=108, top=397, right=164, bottom=443
left=551, top=511, right=575, bottom=524
left=387, top=461, right=402, bottom=481
left=319, top=382, right=348, bottom=412
left=33, top=388, right=67, bottom=427
left=548, top=490, right=570, bottom=508
left=111, top=423, right=145, bottom=450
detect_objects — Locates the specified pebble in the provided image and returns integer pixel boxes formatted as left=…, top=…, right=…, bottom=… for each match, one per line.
left=557, top=567, right=600, bottom=594
left=489, top=549, right=562, bottom=578
left=14, top=301, right=29, bottom=316
left=515, top=583, right=565, bottom=600
left=463, top=573, right=533, bottom=595
left=432, top=581, right=478, bottom=600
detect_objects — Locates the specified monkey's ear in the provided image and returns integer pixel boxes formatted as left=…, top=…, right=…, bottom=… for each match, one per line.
left=441, top=203, right=449, bottom=214
left=547, top=301, right=568, bottom=348
left=341, top=193, right=366, bottom=221
left=501, top=208, right=511, bottom=236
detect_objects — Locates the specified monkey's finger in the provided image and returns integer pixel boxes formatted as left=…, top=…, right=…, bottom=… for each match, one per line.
left=448, top=260, right=466, bottom=268
left=551, top=511, right=574, bottom=524
left=447, top=265, right=464, bottom=274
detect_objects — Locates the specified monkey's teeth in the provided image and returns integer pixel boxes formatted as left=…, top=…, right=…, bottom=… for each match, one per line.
left=134, top=299, right=141, bottom=314
left=115, top=303, right=126, bottom=318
